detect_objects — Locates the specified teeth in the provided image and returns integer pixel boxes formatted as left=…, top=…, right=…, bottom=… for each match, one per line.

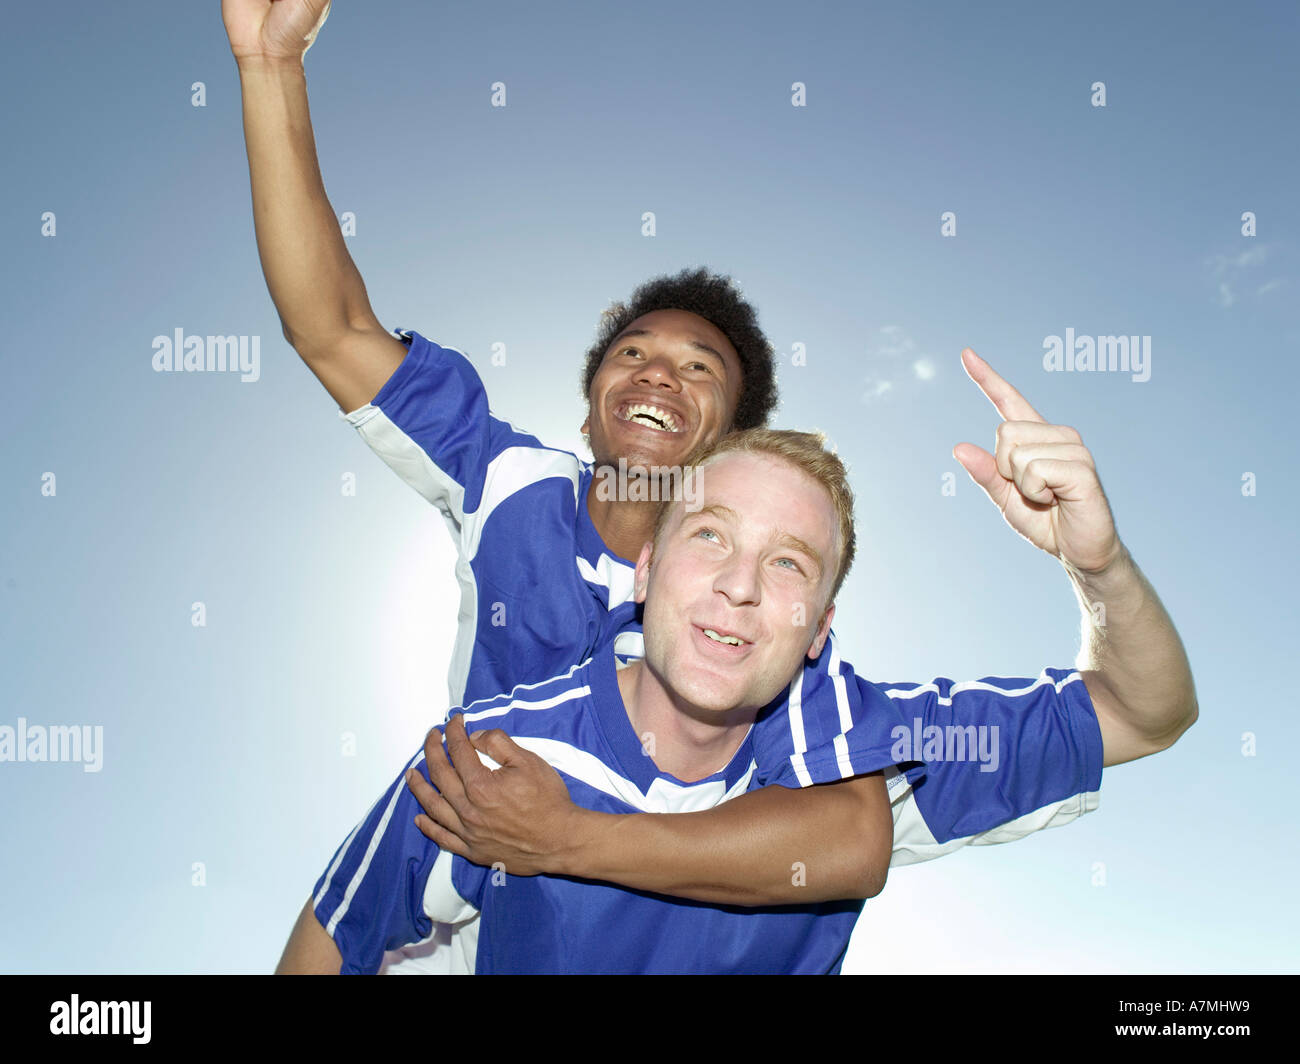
left=621, top=403, right=680, bottom=432
left=703, top=628, right=744, bottom=646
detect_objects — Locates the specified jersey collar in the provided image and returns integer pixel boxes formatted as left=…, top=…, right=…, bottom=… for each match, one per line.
left=586, top=643, right=756, bottom=795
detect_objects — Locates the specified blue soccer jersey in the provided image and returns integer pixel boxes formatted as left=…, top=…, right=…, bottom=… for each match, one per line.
left=312, top=647, right=910, bottom=974
left=342, top=327, right=899, bottom=786
left=873, top=667, right=1103, bottom=861
left=312, top=649, right=1103, bottom=974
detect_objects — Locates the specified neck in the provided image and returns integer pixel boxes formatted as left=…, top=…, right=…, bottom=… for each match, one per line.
left=616, top=660, right=755, bottom=783
left=585, top=474, right=660, bottom=562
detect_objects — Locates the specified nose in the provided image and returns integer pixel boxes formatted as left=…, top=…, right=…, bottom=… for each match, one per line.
left=713, top=550, right=761, bottom=608
left=632, top=352, right=682, bottom=392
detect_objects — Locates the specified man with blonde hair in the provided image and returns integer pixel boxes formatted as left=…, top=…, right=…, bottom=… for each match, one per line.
left=282, top=429, right=912, bottom=973
left=403, top=355, right=1199, bottom=939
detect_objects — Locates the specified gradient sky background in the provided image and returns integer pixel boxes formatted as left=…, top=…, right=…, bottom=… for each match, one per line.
left=1, top=0, right=1296, bottom=974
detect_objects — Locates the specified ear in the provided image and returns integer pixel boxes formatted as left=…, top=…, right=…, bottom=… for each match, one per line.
left=580, top=413, right=590, bottom=435
left=633, top=541, right=654, bottom=604
left=806, top=603, right=835, bottom=660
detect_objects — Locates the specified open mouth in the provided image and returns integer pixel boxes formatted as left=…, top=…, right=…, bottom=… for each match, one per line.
left=616, top=401, right=683, bottom=433
left=694, top=624, right=752, bottom=656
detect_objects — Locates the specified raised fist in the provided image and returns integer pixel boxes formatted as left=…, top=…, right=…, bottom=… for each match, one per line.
left=222, top=0, right=332, bottom=63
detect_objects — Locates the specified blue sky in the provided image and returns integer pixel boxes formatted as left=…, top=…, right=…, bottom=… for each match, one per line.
left=0, top=0, right=1296, bottom=973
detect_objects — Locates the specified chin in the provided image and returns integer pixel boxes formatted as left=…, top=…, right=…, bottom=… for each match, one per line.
left=673, top=675, right=751, bottom=717
left=625, top=444, right=692, bottom=471
left=609, top=427, right=693, bottom=464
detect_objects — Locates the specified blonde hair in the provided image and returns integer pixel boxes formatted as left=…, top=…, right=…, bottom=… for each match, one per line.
left=652, top=428, right=856, bottom=602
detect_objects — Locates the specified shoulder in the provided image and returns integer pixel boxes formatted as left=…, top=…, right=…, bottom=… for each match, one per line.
left=454, top=657, right=598, bottom=732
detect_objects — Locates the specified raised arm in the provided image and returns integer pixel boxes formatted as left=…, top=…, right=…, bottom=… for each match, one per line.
left=224, top=0, right=406, bottom=412
left=950, top=347, right=1198, bottom=766
left=1070, top=547, right=1197, bottom=766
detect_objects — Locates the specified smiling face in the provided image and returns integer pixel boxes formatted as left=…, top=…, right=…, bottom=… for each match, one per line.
left=582, top=309, right=744, bottom=470
left=634, top=450, right=840, bottom=717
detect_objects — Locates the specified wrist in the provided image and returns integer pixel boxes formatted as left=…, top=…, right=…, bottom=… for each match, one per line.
left=1065, top=544, right=1148, bottom=622
left=235, top=53, right=307, bottom=77
left=547, top=806, right=613, bottom=878
left=1064, top=541, right=1132, bottom=588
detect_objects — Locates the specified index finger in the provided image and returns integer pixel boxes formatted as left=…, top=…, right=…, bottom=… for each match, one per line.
left=961, top=348, right=1046, bottom=424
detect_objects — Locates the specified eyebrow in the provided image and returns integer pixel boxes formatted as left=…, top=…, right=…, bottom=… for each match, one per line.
left=611, top=328, right=728, bottom=370
left=691, top=503, right=740, bottom=523
left=774, top=532, right=825, bottom=579
left=686, top=507, right=826, bottom=578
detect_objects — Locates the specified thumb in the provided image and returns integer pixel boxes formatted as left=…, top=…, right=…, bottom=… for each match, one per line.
left=953, top=442, right=1009, bottom=505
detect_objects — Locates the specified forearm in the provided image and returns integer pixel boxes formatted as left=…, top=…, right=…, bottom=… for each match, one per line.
left=1066, top=544, right=1198, bottom=741
left=235, top=56, right=376, bottom=350
left=555, top=775, right=890, bottom=906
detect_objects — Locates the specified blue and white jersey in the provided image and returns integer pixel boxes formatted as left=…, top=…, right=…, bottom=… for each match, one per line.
left=313, top=646, right=910, bottom=975
left=341, top=329, right=635, bottom=711
left=871, top=667, right=1103, bottom=862
left=341, top=327, right=905, bottom=786
left=312, top=652, right=1103, bottom=974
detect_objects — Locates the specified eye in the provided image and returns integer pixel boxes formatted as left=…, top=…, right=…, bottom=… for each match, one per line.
left=685, top=360, right=712, bottom=374
left=619, top=346, right=644, bottom=359
left=773, top=557, right=803, bottom=573
left=693, top=527, right=720, bottom=542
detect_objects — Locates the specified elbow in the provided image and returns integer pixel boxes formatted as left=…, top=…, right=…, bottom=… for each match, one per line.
left=1168, top=696, right=1199, bottom=747
left=858, top=860, right=888, bottom=900
left=849, top=824, right=892, bottom=900
left=842, top=840, right=889, bottom=900
left=834, top=773, right=893, bottom=900
left=1151, top=694, right=1199, bottom=755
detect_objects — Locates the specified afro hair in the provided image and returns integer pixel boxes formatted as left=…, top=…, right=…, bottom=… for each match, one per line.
left=580, top=266, right=777, bottom=431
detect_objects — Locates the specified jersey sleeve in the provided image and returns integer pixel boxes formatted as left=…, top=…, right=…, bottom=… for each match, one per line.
left=750, top=633, right=920, bottom=788
left=338, top=328, right=557, bottom=539
left=310, top=736, right=477, bottom=975
left=877, top=666, right=1104, bottom=865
